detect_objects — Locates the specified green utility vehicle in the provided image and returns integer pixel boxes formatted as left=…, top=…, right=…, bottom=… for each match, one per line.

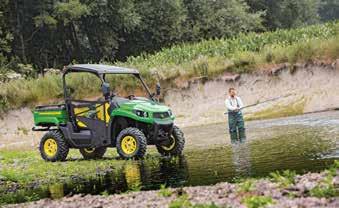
left=32, top=64, right=185, bottom=162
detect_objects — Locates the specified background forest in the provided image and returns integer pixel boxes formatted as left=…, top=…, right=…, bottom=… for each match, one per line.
left=0, top=0, right=338, bottom=77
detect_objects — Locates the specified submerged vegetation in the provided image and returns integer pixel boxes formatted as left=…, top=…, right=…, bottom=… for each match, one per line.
left=0, top=21, right=338, bottom=114
left=245, top=98, right=307, bottom=121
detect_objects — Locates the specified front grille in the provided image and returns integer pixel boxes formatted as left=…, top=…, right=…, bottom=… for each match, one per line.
left=153, top=112, right=170, bottom=119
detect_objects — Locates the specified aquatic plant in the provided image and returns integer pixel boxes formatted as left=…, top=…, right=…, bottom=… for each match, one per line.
left=158, top=184, right=173, bottom=197
left=242, top=195, right=274, bottom=208
left=237, top=179, right=256, bottom=193
left=326, top=160, right=339, bottom=177
left=269, top=170, right=296, bottom=187
left=310, top=175, right=337, bottom=198
left=169, top=194, right=192, bottom=208
left=192, top=203, right=220, bottom=208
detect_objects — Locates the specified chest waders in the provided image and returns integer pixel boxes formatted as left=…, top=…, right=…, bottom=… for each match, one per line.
left=228, top=98, right=246, bottom=143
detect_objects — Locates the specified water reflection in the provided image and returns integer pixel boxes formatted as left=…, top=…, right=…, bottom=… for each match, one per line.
left=40, top=156, right=190, bottom=199
left=231, top=142, right=252, bottom=177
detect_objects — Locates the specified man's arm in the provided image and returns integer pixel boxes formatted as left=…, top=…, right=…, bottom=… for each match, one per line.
left=225, top=99, right=237, bottom=111
left=237, top=97, right=244, bottom=109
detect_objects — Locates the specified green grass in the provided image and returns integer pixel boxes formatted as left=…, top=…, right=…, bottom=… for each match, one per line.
left=0, top=148, right=161, bottom=205
left=0, top=150, right=126, bottom=185
left=0, top=22, right=339, bottom=114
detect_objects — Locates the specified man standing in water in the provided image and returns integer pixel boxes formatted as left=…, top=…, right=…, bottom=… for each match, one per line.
left=225, top=88, right=246, bottom=143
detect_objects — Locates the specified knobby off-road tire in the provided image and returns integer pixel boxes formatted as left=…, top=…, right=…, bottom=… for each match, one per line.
left=79, top=147, right=107, bottom=160
left=156, top=125, right=185, bottom=156
left=116, top=127, right=147, bottom=159
left=39, top=130, right=69, bottom=162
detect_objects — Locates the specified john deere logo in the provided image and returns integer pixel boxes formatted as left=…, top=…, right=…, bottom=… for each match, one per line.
left=160, top=114, right=165, bottom=118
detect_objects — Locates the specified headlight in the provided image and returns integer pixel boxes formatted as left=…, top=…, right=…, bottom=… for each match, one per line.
left=134, top=110, right=149, bottom=117
left=168, top=109, right=172, bottom=116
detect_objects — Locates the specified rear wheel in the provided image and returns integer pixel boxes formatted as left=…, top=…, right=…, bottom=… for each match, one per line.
left=79, top=147, right=107, bottom=159
left=116, top=127, right=147, bottom=159
left=156, top=126, right=185, bottom=156
left=39, top=130, right=69, bottom=162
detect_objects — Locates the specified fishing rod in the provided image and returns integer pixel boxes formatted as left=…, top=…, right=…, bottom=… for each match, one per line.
left=224, top=93, right=295, bottom=114
left=242, top=93, right=294, bottom=110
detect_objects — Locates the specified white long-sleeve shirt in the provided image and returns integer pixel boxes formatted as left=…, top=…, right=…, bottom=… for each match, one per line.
left=225, top=96, right=244, bottom=112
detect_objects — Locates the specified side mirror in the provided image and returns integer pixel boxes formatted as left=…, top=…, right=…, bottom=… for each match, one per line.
left=156, top=83, right=161, bottom=96
left=102, top=82, right=110, bottom=99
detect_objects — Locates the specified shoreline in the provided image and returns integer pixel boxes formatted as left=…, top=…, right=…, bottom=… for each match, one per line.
left=4, top=162, right=339, bottom=208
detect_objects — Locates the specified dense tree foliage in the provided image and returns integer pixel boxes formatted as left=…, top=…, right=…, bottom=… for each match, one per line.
left=319, top=0, right=339, bottom=22
left=0, top=0, right=337, bottom=74
left=0, top=0, right=12, bottom=73
left=245, top=0, right=322, bottom=29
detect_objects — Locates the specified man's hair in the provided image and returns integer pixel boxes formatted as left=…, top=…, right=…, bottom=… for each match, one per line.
left=229, top=87, right=236, bottom=92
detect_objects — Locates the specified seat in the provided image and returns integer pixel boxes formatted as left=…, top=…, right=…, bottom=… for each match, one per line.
left=73, top=102, right=110, bottom=128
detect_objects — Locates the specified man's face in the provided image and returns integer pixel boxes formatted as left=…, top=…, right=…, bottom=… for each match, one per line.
left=229, top=89, right=236, bottom=97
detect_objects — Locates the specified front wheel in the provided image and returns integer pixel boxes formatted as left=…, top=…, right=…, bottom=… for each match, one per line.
left=79, top=147, right=107, bottom=160
left=116, top=127, right=147, bottom=159
left=156, top=126, right=185, bottom=156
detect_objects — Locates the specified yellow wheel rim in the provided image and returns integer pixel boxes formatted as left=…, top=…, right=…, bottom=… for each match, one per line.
left=162, top=137, right=176, bottom=151
left=44, top=138, right=58, bottom=157
left=84, top=148, right=95, bottom=153
left=121, top=136, right=137, bottom=155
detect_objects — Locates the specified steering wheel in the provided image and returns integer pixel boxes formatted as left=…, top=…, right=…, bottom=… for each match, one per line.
left=126, top=94, right=136, bottom=100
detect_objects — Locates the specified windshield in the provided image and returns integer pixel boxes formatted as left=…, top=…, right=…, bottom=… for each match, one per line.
left=104, top=74, right=152, bottom=98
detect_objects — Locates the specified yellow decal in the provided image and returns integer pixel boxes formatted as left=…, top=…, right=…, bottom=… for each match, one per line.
left=39, top=112, right=62, bottom=115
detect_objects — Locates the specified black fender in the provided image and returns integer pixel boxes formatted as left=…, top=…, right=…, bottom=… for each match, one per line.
left=108, top=116, right=129, bottom=147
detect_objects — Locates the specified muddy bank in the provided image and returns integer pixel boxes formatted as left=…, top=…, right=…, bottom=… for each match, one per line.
left=166, top=61, right=339, bottom=126
left=5, top=166, right=339, bottom=208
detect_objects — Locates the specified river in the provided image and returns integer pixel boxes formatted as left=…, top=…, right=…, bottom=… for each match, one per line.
left=2, top=111, right=339, bottom=203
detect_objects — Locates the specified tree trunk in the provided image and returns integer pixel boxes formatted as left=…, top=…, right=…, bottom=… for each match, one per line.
left=14, top=0, right=27, bottom=63
left=70, top=23, right=83, bottom=63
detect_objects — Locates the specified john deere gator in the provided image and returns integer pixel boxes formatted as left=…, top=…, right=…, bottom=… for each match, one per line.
left=32, top=64, right=185, bottom=162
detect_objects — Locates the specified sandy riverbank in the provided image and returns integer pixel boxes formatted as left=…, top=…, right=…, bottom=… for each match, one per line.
left=5, top=165, right=338, bottom=208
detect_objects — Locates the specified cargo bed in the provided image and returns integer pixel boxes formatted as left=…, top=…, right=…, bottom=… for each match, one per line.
left=33, top=104, right=68, bottom=127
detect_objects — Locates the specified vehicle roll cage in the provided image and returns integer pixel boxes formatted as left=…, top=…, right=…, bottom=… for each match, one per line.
left=62, top=64, right=155, bottom=130
left=62, top=64, right=154, bottom=101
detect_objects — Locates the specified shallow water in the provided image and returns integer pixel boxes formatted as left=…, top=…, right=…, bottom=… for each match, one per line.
left=2, top=111, right=339, bottom=203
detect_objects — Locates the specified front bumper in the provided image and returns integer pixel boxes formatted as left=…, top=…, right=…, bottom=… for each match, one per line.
left=152, top=120, right=174, bottom=144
